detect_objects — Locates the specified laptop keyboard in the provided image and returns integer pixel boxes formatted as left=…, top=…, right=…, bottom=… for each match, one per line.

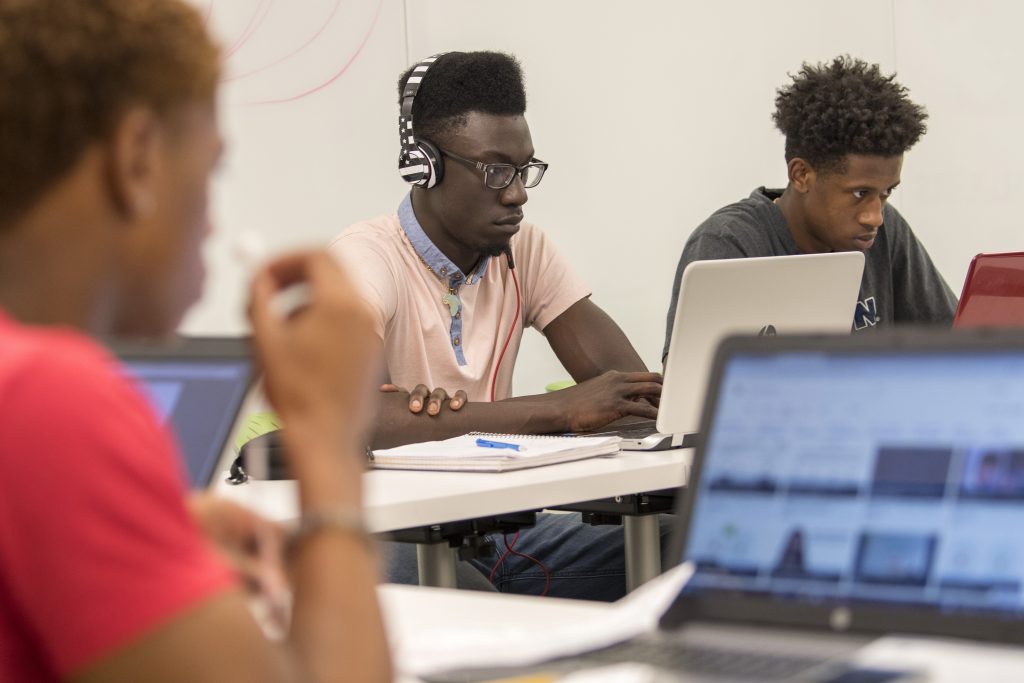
left=610, top=419, right=661, bottom=439
left=568, top=639, right=827, bottom=680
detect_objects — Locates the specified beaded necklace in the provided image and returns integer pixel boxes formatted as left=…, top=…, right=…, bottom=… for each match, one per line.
left=413, top=249, right=479, bottom=317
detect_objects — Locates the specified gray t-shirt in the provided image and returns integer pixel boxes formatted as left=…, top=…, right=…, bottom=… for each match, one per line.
left=663, top=187, right=958, bottom=359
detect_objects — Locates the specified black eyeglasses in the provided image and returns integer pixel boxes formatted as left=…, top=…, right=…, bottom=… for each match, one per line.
left=439, top=147, right=548, bottom=190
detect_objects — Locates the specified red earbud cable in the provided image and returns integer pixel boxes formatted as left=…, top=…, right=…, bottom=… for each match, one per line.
left=489, top=254, right=520, bottom=402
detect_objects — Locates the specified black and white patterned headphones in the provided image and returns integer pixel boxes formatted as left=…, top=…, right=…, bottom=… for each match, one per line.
left=397, top=53, right=447, bottom=188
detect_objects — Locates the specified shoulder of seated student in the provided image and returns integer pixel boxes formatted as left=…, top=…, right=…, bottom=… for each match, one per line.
left=1, top=328, right=130, bottom=415
left=682, top=225, right=753, bottom=261
left=327, top=217, right=403, bottom=261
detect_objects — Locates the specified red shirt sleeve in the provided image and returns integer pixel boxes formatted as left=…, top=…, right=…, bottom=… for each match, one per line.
left=0, top=332, right=236, bottom=678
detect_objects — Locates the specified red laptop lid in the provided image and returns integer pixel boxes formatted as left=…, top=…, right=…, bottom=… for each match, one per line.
left=954, top=252, right=1024, bottom=328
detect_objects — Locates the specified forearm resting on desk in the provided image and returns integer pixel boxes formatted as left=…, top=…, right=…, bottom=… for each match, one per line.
left=372, top=393, right=563, bottom=448
left=370, top=370, right=662, bottom=449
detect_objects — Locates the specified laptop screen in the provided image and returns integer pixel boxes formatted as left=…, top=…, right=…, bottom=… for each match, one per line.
left=119, top=354, right=252, bottom=488
left=954, top=252, right=1024, bottom=328
left=683, top=348, right=1024, bottom=619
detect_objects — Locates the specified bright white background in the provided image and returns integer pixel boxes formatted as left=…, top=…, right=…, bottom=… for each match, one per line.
left=185, top=0, right=1024, bottom=396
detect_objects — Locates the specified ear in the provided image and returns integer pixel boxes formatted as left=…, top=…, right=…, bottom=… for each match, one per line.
left=104, top=106, right=163, bottom=220
left=787, top=157, right=817, bottom=194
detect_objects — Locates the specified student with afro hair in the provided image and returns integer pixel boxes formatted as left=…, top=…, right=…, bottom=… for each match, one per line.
left=664, top=56, right=957, bottom=359
left=329, top=51, right=668, bottom=601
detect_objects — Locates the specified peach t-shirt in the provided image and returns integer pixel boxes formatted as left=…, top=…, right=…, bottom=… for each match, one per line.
left=328, top=195, right=590, bottom=401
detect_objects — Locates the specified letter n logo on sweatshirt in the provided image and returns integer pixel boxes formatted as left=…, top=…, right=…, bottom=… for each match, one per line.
left=854, top=297, right=878, bottom=330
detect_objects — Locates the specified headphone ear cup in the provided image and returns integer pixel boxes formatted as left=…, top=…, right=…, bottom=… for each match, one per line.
left=417, top=139, right=444, bottom=188
left=397, top=140, right=443, bottom=188
left=398, top=148, right=429, bottom=187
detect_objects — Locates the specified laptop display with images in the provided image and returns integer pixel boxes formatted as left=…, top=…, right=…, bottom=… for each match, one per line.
left=431, top=330, right=1024, bottom=682
left=616, top=251, right=864, bottom=451
left=111, top=337, right=255, bottom=489
left=671, top=331, right=1024, bottom=639
left=954, top=251, right=1024, bottom=328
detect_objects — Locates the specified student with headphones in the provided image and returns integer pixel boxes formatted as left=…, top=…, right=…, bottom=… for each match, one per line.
left=329, top=51, right=666, bottom=601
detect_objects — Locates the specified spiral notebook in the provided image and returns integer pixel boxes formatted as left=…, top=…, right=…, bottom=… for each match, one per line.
left=369, top=432, right=622, bottom=472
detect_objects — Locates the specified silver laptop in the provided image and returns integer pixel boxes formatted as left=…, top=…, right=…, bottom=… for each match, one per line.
left=618, top=252, right=865, bottom=450
left=432, top=328, right=1024, bottom=682
left=110, top=336, right=257, bottom=489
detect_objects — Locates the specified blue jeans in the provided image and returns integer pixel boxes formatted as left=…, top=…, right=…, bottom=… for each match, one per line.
left=380, top=512, right=675, bottom=602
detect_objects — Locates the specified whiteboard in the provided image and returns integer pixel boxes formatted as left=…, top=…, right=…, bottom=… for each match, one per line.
left=181, top=0, right=408, bottom=334
left=184, top=1, right=1024, bottom=398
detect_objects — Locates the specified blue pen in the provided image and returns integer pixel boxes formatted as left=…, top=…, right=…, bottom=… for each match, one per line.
left=475, top=438, right=524, bottom=452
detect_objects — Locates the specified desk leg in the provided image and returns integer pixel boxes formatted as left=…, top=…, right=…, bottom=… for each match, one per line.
left=624, top=515, right=661, bottom=592
left=416, top=543, right=458, bottom=588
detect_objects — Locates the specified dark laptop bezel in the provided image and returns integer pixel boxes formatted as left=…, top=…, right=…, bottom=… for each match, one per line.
left=106, top=335, right=256, bottom=488
left=107, top=336, right=253, bottom=360
left=663, top=328, right=1024, bottom=644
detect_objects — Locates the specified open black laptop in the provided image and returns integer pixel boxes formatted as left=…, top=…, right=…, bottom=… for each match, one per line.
left=110, top=336, right=256, bottom=489
left=431, top=329, right=1024, bottom=682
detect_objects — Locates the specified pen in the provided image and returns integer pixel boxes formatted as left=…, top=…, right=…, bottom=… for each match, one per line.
left=475, top=438, right=525, bottom=452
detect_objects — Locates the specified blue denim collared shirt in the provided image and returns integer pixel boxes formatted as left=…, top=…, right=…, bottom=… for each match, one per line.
left=398, top=193, right=489, bottom=366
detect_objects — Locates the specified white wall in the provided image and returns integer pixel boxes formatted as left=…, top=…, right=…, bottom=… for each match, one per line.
left=182, top=0, right=410, bottom=333
left=184, top=0, right=1024, bottom=397
left=893, top=1, right=1024, bottom=293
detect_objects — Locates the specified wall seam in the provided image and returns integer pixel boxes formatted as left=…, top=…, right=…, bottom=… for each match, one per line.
left=890, top=0, right=899, bottom=72
left=402, top=0, right=410, bottom=65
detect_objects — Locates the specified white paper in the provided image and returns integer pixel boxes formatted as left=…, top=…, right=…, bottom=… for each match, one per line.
left=393, top=563, right=694, bottom=678
left=559, top=663, right=664, bottom=683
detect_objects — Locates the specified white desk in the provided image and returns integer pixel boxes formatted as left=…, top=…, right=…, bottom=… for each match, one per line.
left=218, top=449, right=690, bottom=589
left=379, top=582, right=1024, bottom=683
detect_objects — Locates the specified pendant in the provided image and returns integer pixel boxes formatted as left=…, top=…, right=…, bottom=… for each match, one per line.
left=442, top=292, right=461, bottom=317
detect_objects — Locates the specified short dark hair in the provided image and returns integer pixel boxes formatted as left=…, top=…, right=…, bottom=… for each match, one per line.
left=772, top=56, right=928, bottom=173
left=0, top=0, right=219, bottom=229
left=397, top=51, right=526, bottom=142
